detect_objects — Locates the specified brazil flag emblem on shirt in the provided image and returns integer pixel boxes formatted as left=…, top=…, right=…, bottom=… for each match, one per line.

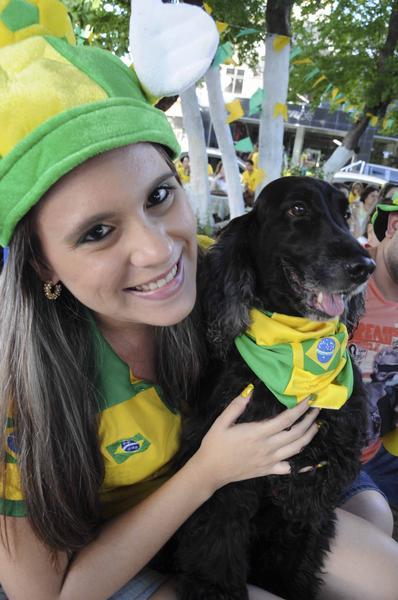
left=235, top=309, right=353, bottom=409
left=106, top=434, right=151, bottom=464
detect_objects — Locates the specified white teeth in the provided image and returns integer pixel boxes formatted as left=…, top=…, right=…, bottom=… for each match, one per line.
left=134, top=264, right=178, bottom=292
left=317, top=292, right=323, bottom=305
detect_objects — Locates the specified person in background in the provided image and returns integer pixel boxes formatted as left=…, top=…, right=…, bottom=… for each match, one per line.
left=176, top=154, right=191, bottom=184
left=351, top=186, right=380, bottom=240
left=361, top=186, right=380, bottom=214
left=345, top=198, right=398, bottom=536
left=176, top=154, right=214, bottom=186
left=382, top=184, right=398, bottom=201
left=249, top=143, right=259, bottom=169
left=210, top=161, right=228, bottom=195
left=241, top=159, right=263, bottom=208
left=348, top=181, right=364, bottom=204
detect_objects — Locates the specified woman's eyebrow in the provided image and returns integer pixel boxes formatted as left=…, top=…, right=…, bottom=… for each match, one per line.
left=65, top=211, right=116, bottom=244
left=150, top=172, right=177, bottom=187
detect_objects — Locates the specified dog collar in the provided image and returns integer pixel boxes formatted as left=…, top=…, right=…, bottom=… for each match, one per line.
left=235, top=309, right=353, bottom=410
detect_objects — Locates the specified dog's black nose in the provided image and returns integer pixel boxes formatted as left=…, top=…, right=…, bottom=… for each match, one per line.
left=344, top=257, right=375, bottom=283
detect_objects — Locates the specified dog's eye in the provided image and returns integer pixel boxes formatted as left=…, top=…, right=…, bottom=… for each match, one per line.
left=288, top=203, right=307, bottom=217
left=344, top=209, right=351, bottom=220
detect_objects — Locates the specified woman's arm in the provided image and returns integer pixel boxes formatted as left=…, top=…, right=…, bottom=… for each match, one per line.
left=0, top=396, right=319, bottom=600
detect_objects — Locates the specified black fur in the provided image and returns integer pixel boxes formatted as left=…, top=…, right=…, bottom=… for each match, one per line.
left=172, top=177, right=374, bottom=600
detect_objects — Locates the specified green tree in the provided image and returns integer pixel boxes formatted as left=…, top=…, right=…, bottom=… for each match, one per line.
left=205, top=0, right=266, bottom=69
left=289, top=0, right=398, bottom=175
left=64, top=0, right=130, bottom=55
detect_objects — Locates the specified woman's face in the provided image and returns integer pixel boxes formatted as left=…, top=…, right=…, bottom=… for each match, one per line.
left=364, top=190, right=379, bottom=211
left=352, top=183, right=362, bottom=195
left=34, top=144, right=198, bottom=330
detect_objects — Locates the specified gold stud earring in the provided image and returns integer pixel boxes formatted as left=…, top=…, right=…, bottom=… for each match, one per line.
left=43, top=281, right=62, bottom=300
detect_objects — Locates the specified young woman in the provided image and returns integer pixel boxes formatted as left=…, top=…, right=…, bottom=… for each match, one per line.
left=1, top=15, right=398, bottom=600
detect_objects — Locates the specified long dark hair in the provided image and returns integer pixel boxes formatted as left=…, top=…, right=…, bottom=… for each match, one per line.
left=0, top=145, right=207, bottom=553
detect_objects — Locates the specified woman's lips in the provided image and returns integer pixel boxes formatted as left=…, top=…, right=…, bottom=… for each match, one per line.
left=124, top=257, right=184, bottom=300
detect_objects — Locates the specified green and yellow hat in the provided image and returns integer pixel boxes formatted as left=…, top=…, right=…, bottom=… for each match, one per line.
left=371, top=194, right=398, bottom=242
left=0, top=0, right=183, bottom=246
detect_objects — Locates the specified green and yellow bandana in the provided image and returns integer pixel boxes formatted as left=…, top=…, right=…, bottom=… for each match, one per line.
left=235, top=309, right=353, bottom=409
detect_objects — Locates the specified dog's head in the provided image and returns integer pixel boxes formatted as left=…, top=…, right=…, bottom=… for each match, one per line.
left=204, top=176, right=375, bottom=354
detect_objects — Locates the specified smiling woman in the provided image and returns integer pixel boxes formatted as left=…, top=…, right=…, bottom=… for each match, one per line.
left=1, top=3, right=398, bottom=600
left=0, top=4, right=327, bottom=599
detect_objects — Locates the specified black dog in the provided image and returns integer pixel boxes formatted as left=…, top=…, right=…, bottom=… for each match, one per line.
left=173, top=177, right=375, bottom=600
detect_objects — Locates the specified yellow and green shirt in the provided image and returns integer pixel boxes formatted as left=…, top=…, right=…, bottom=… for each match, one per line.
left=1, top=321, right=181, bottom=520
left=241, top=168, right=264, bottom=193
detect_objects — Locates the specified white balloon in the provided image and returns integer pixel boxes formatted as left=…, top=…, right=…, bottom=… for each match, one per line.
left=130, top=0, right=219, bottom=98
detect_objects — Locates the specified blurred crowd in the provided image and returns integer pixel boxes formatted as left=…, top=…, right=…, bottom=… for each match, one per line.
left=334, top=181, right=398, bottom=246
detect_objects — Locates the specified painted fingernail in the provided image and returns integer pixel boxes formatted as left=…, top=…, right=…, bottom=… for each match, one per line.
left=241, top=383, right=254, bottom=399
left=307, top=394, right=317, bottom=406
left=316, top=461, right=328, bottom=469
left=298, top=465, right=313, bottom=474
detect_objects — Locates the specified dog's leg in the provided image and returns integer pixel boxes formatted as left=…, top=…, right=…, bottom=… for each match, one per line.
left=175, top=483, right=258, bottom=600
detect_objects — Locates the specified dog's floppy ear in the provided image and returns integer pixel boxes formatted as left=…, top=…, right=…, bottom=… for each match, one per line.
left=201, top=212, right=256, bottom=357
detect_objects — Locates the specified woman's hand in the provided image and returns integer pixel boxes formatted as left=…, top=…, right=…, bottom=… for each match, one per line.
left=190, top=387, right=320, bottom=495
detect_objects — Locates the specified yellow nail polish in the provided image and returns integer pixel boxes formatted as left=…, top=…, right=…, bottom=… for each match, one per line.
left=241, top=383, right=254, bottom=398
left=316, top=461, right=328, bottom=469
left=307, top=394, right=317, bottom=406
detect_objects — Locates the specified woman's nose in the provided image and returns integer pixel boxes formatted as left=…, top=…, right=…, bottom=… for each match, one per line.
left=127, top=221, right=173, bottom=267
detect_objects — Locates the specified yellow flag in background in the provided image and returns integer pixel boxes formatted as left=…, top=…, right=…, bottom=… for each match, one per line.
left=273, top=34, right=290, bottom=52
left=273, top=103, right=288, bottom=120
left=203, top=2, right=212, bottom=14
left=226, top=99, right=244, bottom=124
left=366, top=113, right=378, bottom=127
left=292, top=58, right=313, bottom=65
left=312, top=74, right=327, bottom=88
left=216, top=21, right=229, bottom=34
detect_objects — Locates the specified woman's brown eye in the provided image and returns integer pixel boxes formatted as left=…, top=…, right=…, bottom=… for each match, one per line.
left=288, top=203, right=307, bottom=217
left=147, top=185, right=174, bottom=208
left=82, top=224, right=112, bottom=243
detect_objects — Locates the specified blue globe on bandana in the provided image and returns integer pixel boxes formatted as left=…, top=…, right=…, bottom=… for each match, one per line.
left=316, top=337, right=336, bottom=364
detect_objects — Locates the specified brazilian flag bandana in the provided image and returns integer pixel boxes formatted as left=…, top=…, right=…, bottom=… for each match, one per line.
left=235, top=309, right=353, bottom=410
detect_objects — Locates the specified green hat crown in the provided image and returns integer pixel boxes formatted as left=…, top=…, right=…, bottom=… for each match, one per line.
left=0, top=0, right=179, bottom=246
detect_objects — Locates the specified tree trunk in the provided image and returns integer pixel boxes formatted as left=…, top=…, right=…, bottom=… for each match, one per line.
left=323, top=115, right=370, bottom=181
left=180, top=85, right=211, bottom=227
left=258, top=34, right=290, bottom=188
left=323, top=1, right=398, bottom=180
left=205, top=66, right=245, bottom=219
left=258, top=1, right=294, bottom=191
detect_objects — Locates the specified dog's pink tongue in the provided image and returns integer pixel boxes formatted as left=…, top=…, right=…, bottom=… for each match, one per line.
left=317, top=292, right=345, bottom=317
